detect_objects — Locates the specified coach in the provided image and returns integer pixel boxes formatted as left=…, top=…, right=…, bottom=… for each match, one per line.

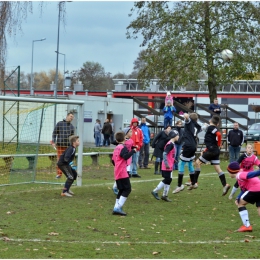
left=227, top=122, right=244, bottom=163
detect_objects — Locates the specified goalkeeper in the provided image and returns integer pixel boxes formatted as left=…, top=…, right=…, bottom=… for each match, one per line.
left=57, top=135, right=79, bottom=197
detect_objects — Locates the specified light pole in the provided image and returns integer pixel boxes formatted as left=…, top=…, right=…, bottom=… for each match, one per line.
left=55, top=51, right=65, bottom=96
left=54, top=1, right=71, bottom=127
left=30, top=38, right=46, bottom=96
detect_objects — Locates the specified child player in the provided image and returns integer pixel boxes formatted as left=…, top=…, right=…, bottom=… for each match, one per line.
left=112, top=127, right=133, bottom=195
left=151, top=130, right=179, bottom=202
left=112, top=131, right=136, bottom=216
left=229, top=143, right=260, bottom=199
left=172, top=113, right=201, bottom=194
left=227, top=161, right=260, bottom=232
left=57, top=135, right=79, bottom=197
left=194, top=115, right=230, bottom=195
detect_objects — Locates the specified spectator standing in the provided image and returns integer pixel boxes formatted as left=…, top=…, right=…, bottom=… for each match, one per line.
left=151, top=126, right=172, bottom=174
left=227, top=122, right=244, bottom=163
left=163, top=100, right=176, bottom=129
left=208, top=98, right=221, bottom=118
left=102, top=119, right=112, bottom=146
left=138, top=117, right=151, bottom=169
left=172, top=120, right=184, bottom=170
left=130, top=118, right=143, bottom=177
left=110, top=119, right=115, bottom=143
left=51, top=112, right=75, bottom=179
left=94, top=119, right=102, bottom=147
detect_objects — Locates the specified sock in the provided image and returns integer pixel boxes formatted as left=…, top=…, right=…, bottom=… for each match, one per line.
left=113, top=181, right=117, bottom=189
left=154, top=181, right=164, bottom=192
left=118, top=196, right=127, bottom=208
left=194, top=169, right=201, bottom=183
left=189, top=172, right=195, bottom=185
left=114, top=198, right=119, bottom=208
left=177, top=174, right=184, bottom=187
left=239, top=207, right=250, bottom=227
left=163, top=184, right=170, bottom=197
left=218, top=172, right=227, bottom=186
left=230, top=186, right=238, bottom=197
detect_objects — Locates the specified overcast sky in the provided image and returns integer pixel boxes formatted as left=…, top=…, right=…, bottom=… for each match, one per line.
left=6, top=1, right=143, bottom=77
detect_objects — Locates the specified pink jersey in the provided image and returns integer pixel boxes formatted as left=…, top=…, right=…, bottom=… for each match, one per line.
left=112, top=144, right=129, bottom=180
left=165, top=96, right=173, bottom=105
left=161, top=140, right=175, bottom=171
left=125, top=138, right=134, bottom=166
left=236, top=170, right=260, bottom=192
left=240, top=153, right=260, bottom=172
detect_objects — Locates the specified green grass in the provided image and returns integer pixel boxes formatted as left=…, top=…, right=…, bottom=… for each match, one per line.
left=0, top=159, right=260, bottom=258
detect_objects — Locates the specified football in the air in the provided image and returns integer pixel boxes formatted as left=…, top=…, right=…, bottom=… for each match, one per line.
left=221, top=49, right=233, bottom=61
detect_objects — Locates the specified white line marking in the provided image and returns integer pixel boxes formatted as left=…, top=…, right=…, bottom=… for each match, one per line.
left=7, top=238, right=260, bottom=244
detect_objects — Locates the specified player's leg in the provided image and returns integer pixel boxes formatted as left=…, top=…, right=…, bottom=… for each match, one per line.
left=161, top=171, right=172, bottom=202
left=59, top=164, right=74, bottom=197
left=214, top=164, right=230, bottom=196
left=172, top=160, right=185, bottom=194
left=229, top=180, right=239, bottom=200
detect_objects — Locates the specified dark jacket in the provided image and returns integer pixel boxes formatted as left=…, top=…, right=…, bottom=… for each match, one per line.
left=52, top=119, right=75, bottom=147
left=182, top=118, right=201, bottom=148
left=152, top=130, right=171, bottom=158
left=208, top=103, right=221, bottom=117
left=57, top=145, right=76, bottom=166
left=172, top=126, right=184, bottom=145
left=102, top=122, right=112, bottom=135
left=227, top=129, right=244, bottom=147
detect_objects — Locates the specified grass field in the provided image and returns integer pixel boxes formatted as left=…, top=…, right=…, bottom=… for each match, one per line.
left=0, top=157, right=259, bottom=259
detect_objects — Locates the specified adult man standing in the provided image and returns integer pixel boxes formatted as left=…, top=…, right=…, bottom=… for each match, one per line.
left=208, top=98, right=221, bottom=118
left=94, top=119, right=102, bottom=147
left=102, top=119, right=112, bottom=146
left=227, top=122, right=244, bottom=163
left=51, top=112, right=75, bottom=178
left=130, top=118, right=143, bottom=177
left=110, top=119, right=115, bottom=143
left=138, top=117, right=150, bottom=169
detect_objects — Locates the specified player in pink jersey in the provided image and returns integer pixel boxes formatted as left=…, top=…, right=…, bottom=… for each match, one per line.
left=151, top=130, right=179, bottom=202
left=112, top=127, right=134, bottom=195
left=111, top=131, right=136, bottom=216
left=227, top=161, right=260, bottom=232
left=229, top=144, right=260, bottom=199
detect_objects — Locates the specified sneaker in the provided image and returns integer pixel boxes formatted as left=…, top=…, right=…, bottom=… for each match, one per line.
left=112, top=207, right=127, bottom=216
left=132, top=174, right=141, bottom=178
left=151, top=191, right=160, bottom=200
left=61, top=192, right=72, bottom=197
left=222, top=184, right=231, bottom=196
left=185, top=181, right=191, bottom=186
left=187, top=183, right=198, bottom=190
left=236, top=225, right=252, bottom=232
left=56, top=175, right=62, bottom=179
left=68, top=190, right=74, bottom=195
left=161, top=196, right=172, bottom=202
left=228, top=193, right=233, bottom=200
left=154, top=170, right=159, bottom=175
left=172, top=185, right=185, bottom=194
left=113, top=187, right=118, bottom=196
left=139, top=166, right=144, bottom=169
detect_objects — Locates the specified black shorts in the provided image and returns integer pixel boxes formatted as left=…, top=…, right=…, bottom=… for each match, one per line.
left=116, top=177, right=131, bottom=191
left=199, top=149, right=220, bottom=165
left=241, top=191, right=260, bottom=207
left=180, top=145, right=196, bottom=161
left=161, top=170, right=172, bottom=179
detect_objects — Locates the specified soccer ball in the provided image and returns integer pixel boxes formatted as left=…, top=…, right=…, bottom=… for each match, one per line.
left=221, top=49, right=233, bottom=61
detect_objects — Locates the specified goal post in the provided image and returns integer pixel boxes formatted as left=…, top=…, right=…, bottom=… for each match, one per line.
left=0, top=95, right=84, bottom=186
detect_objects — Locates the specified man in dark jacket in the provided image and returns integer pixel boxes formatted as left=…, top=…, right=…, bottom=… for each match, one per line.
left=208, top=98, right=221, bottom=118
left=52, top=112, right=75, bottom=178
left=102, top=119, right=113, bottom=146
left=227, top=122, right=244, bottom=163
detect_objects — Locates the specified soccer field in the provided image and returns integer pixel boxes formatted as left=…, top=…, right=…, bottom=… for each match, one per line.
left=0, top=161, right=259, bottom=258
